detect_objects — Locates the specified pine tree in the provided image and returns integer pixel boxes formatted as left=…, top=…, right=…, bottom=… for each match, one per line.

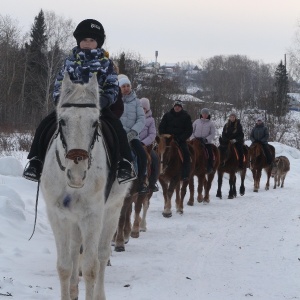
left=118, top=52, right=127, bottom=75
left=274, top=60, right=289, bottom=117
left=24, top=10, right=48, bottom=123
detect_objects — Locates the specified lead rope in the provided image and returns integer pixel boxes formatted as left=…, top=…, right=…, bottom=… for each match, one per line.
left=28, top=179, right=41, bottom=241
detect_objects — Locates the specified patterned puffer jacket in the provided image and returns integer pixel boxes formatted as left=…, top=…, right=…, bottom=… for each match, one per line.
left=53, top=46, right=119, bottom=109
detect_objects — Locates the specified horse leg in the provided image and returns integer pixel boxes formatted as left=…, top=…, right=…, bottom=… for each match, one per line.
left=49, top=215, right=73, bottom=300
left=187, top=176, right=195, bottom=206
left=140, top=194, right=151, bottom=231
left=160, top=178, right=172, bottom=218
left=94, top=193, right=125, bottom=300
left=70, top=225, right=82, bottom=300
left=228, top=173, right=236, bottom=199
left=174, top=182, right=181, bottom=212
left=178, top=181, right=189, bottom=214
left=281, top=175, right=286, bottom=188
left=131, top=194, right=144, bottom=238
left=233, top=174, right=237, bottom=197
left=124, top=202, right=133, bottom=244
left=204, top=174, right=213, bottom=203
left=197, top=174, right=206, bottom=203
left=216, top=171, right=223, bottom=199
left=115, top=197, right=130, bottom=252
left=252, top=169, right=258, bottom=192
left=265, top=167, right=271, bottom=190
left=239, top=169, right=246, bottom=196
left=273, top=174, right=277, bottom=189
left=80, top=213, right=103, bottom=300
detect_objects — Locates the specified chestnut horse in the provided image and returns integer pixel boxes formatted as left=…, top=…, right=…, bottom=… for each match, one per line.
left=187, top=139, right=220, bottom=205
left=216, top=137, right=249, bottom=199
left=156, top=134, right=195, bottom=217
left=248, top=142, right=275, bottom=192
left=113, top=146, right=153, bottom=252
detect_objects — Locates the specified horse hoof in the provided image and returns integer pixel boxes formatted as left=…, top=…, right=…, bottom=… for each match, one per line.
left=228, top=195, right=234, bottom=199
left=130, top=231, right=139, bottom=238
left=197, top=199, right=203, bottom=203
left=204, top=199, right=210, bottom=203
left=114, top=246, right=125, bottom=252
left=177, top=210, right=183, bottom=215
left=187, top=201, right=194, bottom=206
left=162, top=212, right=172, bottom=218
left=253, top=190, right=258, bottom=192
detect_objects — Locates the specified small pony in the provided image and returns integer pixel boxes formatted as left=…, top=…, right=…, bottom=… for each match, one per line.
left=41, top=74, right=130, bottom=300
left=271, top=155, right=290, bottom=189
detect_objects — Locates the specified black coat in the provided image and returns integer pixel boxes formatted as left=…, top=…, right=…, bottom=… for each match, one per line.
left=159, top=108, right=193, bottom=142
left=222, top=119, right=244, bottom=143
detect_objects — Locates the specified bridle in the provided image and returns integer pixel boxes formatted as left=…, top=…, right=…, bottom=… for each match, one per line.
left=55, top=102, right=101, bottom=171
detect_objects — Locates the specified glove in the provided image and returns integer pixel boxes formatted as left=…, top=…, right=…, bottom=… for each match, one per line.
left=199, top=137, right=207, bottom=144
left=100, top=95, right=110, bottom=109
left=230, top=139, right=236, bottom=144
left=127, top=130, right=138, bottom=142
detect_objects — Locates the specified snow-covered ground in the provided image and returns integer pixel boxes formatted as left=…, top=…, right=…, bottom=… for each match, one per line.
left=0, top=142, right=300, bottom=299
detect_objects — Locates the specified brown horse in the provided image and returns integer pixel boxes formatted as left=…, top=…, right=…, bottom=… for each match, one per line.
left=113, top=146, right=153, bottom=252
left=187, top=139, right=220, bottom=205
left=248, top=142, right=275, bottom=192
left=156, top=134, right=196, bottom=217
left=216, top=137, right=249, bottom=199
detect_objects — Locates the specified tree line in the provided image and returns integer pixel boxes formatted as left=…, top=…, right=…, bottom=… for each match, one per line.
left=0, top=10, right=299, bottom=148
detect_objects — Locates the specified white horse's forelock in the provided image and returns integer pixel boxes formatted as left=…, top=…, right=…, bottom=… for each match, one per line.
left=41, top=73, right=130, bottom=299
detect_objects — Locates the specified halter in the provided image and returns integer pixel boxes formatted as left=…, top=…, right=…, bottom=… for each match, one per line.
left=55, top=102, right=101, bottom=171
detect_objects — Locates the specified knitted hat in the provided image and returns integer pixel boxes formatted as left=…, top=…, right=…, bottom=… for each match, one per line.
left=140, top=98, right=150, bottom=111
left=173, top=100, right=183, bottom=107
left=201, top=108, right=209, bottom=115
left=256, top=116, right=263, bottom=122
left=73, top=19, right=106, bottom=48
left=229, top=111, right=237, bottom=118
left=118, top=74, right=131, bottom=87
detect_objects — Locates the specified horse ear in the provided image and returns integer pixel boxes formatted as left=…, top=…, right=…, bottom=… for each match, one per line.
left=62, top=72, right=73, bottom=88
left=87, top=73, right=99, bottom=99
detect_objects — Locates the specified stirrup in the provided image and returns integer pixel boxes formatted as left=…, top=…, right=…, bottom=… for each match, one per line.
left=117, top=159, right=137, bottom=184
left=23, top=157, right=43, bottom=182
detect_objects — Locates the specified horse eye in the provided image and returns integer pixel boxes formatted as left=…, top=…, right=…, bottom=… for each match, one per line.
left=92, top=121, right=98, bottom=128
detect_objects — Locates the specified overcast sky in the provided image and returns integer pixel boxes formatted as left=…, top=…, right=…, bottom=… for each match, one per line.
left=2, top=0, right=300, bottom=65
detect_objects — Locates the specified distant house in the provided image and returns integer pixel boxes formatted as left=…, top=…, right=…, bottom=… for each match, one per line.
left=288, top=93, right=300, bottom=111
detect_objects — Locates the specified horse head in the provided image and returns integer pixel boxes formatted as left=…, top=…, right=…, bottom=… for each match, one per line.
left=248, top=142, right=263, bottom=170
left=56, top=73, right=101, bottom=188
left=218, top=136, right=231, bottom=166
left=155, top=134, right=177, bottom=174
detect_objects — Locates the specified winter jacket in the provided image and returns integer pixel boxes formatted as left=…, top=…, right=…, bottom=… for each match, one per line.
left=250, top=123, right=269, bottom=144
left=191, top=116, right=215, bottom=143
left=222, top=119, right=244, bottom=144
left=159, top=108, right=193, bottom=142
left=110, top=88, right=124, bottom=119
left=139, top=109, right=156, bottom=146
left=53, top=47, right=119, bottom=109
left=120, top=91, right=145, bottom=139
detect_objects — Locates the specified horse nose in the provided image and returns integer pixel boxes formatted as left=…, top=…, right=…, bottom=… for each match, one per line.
left=66, top=168, right=85, bottom=188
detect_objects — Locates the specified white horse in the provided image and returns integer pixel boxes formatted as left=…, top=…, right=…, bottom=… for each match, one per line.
left=41, top=73, right=130, bottom=300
